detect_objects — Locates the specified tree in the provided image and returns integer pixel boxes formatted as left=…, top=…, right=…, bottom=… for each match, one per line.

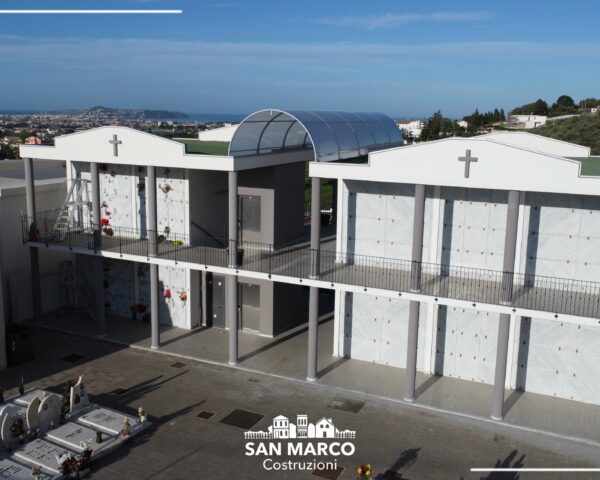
left=578, top=98, right=600, bottom=109
left=549, top=95, right=577, bottom=117
left=0, top=144, right=17, bottom=159
left=421, top=111, right=462, bottom=141
left=511, top=99, right=549, bottom=116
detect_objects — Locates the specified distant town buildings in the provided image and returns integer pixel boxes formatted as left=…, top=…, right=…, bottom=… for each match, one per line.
left=395, top=120, right=423, bottom=140
left=508, top=114, right=547, bottom=129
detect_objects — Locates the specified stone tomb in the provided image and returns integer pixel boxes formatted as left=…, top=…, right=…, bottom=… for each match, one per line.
left=0, top=404, right=27, bottom=449
left=13, top=438, right=76, bottom=475
left=69, top=376, right=90, bottom=415
left=12, top=390, right=48, bottom=408
left=77, top=407, right=138, bottom=436
left=0, top=457, right=52, bottom=480
left=37, top=394, right=62, bottom=434
left=45, top=423, right=117, bottom=454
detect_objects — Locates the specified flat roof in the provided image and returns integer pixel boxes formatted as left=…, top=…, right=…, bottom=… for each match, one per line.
left=0, top=159, right=65, bottom=196
left=172, top=138, right=230, bottom=156
left=567, top=156, right=600, bottom=176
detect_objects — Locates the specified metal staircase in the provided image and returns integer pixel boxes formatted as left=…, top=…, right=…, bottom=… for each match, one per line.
left=59, top=260, right=96, bottom=321
left=53, top=179, right=92, bottom=240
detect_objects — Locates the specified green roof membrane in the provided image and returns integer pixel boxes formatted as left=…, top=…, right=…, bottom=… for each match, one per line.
left=567, top=156, right=600, bottom=177
left=174, top=138, right=230, bottom=156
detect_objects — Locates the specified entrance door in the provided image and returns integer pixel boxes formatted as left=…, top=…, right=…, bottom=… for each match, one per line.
left=239, top=283, right=261, bottom=332
left=239, top=195, right=261, bottom=243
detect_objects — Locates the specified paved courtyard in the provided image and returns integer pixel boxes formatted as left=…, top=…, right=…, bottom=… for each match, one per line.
left=3, top=328, right=600, bottom=479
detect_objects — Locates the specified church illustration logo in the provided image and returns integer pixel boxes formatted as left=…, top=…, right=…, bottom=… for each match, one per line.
left=244, top=414, right=356, bottom=440
left=244, top=414, right=357, bottom=471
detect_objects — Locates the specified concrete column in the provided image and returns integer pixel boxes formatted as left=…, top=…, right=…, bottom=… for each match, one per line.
left=89, top=163, right=106, bottom=335
left=228, top=171, right=238, bottom=267
left=150, top=264, right=160, bottom=349
left=147, top=166, right=160, bottom=348
left=24, top=158, right=36, bottom=232
left=147, top=166, right=158, bottom=255
left=201, top=271, right=208, bottom=327
left=227, top=171, right=239, bottom=365
left=501, top=190, right=521, bottom=304
left=331, top=180, right=338, bottom=224
left=410, top=184, right=426, bottom=291
left=24, top=158, right=42, bottom=320
left=307, top=177, right=321, bottom=380
left=94, top=257, right=106, bottom=336
left=307, top=286, right=319, bottom=381
left=90, top=163, right=101, bottom=248
left=310, top=177, right=321, bottom=277
left=227, top=275, right=238, bottom=365
left=405, top=184, right=426, bottom=402
left=491, top=189, right=521, bottom=421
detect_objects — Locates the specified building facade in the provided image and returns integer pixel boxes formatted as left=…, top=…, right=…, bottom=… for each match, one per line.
left=17, top=113, right=600, bottom=422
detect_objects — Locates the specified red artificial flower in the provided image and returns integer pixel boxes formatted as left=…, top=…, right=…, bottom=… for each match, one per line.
left=179, top=291, right=187, bottom=302
left=100, top=218, right=110, bottom=226
left=104, top=211, right=111, bottom=216
left=163, top=288, right=172, bottom=299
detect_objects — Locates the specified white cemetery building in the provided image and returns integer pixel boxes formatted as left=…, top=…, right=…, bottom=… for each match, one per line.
left=17, top=110, right=600, bottom=422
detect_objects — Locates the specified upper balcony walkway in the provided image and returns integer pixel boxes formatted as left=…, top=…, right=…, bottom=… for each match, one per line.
left=23, top=210, right=600, bottom=320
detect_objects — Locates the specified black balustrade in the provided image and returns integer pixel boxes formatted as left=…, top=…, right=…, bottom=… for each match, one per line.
left=20, top=209, right=600, bottom=319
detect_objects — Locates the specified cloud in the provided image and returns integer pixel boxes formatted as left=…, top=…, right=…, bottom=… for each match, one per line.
left=319, top=11, right=492, bottom=29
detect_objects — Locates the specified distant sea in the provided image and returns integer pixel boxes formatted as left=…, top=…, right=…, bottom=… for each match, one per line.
left=185, top=113, right=246, bottom=123
left=0, top=110, right=246, bottom=123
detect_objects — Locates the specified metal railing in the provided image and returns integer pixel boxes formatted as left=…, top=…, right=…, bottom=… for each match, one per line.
left=22, top=210, right=600, bottom=319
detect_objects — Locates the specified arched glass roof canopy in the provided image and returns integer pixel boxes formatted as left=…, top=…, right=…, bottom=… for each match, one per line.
left=229, top=109, right=403, bottom=162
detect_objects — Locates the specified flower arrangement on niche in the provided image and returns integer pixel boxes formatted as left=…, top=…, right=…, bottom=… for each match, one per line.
left=179, top=291, right=187, bottom=302
left=161, top=183, right=173, bottom=194
left=56, top=441, right=92, bottom=477
left=120, top=417, right=131, bottom=436
left=137, top=407, right=147, bottom=424
left=163, top=288, right=172, bottom=299
left=356, top=464, right=373, bottom=479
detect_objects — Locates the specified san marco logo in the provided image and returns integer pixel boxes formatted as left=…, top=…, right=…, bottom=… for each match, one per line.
left=244, top=413, right=357, bottom=472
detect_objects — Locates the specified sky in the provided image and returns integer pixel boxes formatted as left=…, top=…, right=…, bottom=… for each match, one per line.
left=1, top=0, right=600, bottom=118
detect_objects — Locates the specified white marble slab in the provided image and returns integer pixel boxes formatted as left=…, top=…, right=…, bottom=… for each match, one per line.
left=76, top=407, right=136, bottom=436
left=45, top=423, right=116, bottom=454
left=0, top=457, right=53, bottom=480
left=14, top=438, right=75, bottom=474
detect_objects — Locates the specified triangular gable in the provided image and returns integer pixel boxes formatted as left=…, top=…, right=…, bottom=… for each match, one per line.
left=19, top=126, right=234, bottom=171
left=310, top=137, right=600, bottom=196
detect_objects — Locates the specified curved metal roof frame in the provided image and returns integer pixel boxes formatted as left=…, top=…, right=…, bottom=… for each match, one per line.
left=229, top=109, right=403, bottom=162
